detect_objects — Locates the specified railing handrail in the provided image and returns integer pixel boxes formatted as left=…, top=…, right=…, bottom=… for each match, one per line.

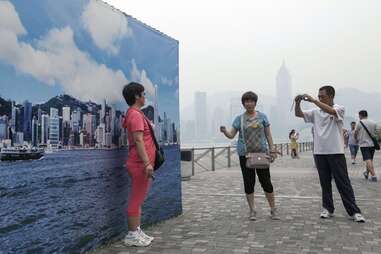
left=181, top=142, right=314, bottom=178
left=181, top=141, right=312, bottom=151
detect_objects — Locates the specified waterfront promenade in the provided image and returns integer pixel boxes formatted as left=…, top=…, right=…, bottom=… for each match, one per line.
left=93, top=151, right=381, bottom=254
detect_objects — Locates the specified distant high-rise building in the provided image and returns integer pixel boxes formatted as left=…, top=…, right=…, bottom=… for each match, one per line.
left=49, top=108, right=59, bottom=148
left=86, top=114, right=96, bottom=146
left=276, top=60, right=292, bottom=110
left=31, top=116, right=38, bottom=146
left=16, top=107, right=23, bottom=132
left=194, top=91, right=208, bottom=140
left=62, top=106, right=71, bottom=122
left=110, top=106, right=116, bottom=136
left=15, top=132, right=24, bottom=145
left=62, top=121, right=71, bottom=146
left=82, top=114, right=88, bottom=130
left=101, top=99, right=106, bottom=124
left=70, top=108, right=81, bottom=133
left=154, top=85, right=160, bottom=139
left=0, top=116, right=8, bottom=140
left=271, top=61, right=294, bottom=139
left=96, top=123, right=106, bottom=146
left=10, top=101, right=16, bottom=131
left=41, top=114, right=49, bottom=144
left=37, top=107, right=42, bottom=144
left=104, top=132, right=112, bottom=147
left=105, top=114, right=111, bottom=132
left=23, top=100, right=32, bottom=141
left=80, top=132, right=85, bottom=146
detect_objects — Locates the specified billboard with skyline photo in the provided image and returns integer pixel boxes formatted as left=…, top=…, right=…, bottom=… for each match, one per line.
left=0, top=0, right=181, bottom=253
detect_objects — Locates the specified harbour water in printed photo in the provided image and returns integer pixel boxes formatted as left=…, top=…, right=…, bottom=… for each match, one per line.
left=0, top=145, right=181, bottom=253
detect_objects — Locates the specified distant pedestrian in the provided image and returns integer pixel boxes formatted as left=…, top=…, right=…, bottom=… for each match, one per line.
left=122, top=82, right=156, bottom=247
left=220, top=91, right=280, bottom=221
left=294, top=85, right=365, bottom=222
left=346, top=122, right=359, bottom=165
left=289, top=129, right=299, bottom=159
left=355, top=110, right=378, bottom=182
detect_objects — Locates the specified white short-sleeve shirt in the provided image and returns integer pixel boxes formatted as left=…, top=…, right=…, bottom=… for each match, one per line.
left=355, top=119, right=377, bottom=147
left=303, top=104, right=345, bottom=155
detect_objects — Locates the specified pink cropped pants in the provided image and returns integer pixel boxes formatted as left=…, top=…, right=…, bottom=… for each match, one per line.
left=126, top=163, right=152, bottom=217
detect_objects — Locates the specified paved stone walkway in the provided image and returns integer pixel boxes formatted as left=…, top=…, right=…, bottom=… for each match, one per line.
left=92, top=152, right=381, bottom=254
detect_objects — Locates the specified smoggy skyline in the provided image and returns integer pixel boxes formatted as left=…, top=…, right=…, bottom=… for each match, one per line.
left=105, top=0, right=381, bottom=108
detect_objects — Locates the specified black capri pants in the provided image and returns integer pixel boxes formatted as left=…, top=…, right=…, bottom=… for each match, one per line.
left=239, top=156, right=274, bottom=194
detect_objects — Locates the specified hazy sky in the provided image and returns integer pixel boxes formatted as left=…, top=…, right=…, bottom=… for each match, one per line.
left=105, top=0, right=381, bottom=107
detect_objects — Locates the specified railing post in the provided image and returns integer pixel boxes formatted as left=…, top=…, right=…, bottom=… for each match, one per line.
left=280, top=144, right=283, bottom=156
left=287, top=143, right=289, bottom=155
left=191, top=148, right=195, bottom=176
left=227, top=146, right=231, bottom=168
left=211, top=147, right=215, bottom=171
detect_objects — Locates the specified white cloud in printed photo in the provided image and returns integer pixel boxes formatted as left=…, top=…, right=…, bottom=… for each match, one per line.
left=81, top=0, right=133, bottom=55
left=0, top=1, right=157, bottom=105
left=130, top=59, right=155, bottom=96
left=161, top=76, right=174, bottom=86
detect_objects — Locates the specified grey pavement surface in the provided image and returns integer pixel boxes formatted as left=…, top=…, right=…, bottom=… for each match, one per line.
left=91, top=152, right=381, bottom=254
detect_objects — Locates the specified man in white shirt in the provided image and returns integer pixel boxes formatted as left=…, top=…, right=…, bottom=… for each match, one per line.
left=355, top=110, right=378, bottom=182
left=295, top=85, right=365, bottom=223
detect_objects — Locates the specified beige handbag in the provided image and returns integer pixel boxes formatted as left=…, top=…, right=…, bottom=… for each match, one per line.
left=245, top=153, right=271, bottom=169
left=241, top=115, right=271, bottom=169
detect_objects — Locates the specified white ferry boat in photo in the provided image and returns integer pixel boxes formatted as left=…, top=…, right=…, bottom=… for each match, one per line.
left=0, top=147, right=45, bottom=161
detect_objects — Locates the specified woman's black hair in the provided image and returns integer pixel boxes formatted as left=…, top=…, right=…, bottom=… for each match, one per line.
left=122, top=82, right=145, bottom=106
left=241, top=91, right=258, bottom=105
left=289, top=129, right=295, bottom=139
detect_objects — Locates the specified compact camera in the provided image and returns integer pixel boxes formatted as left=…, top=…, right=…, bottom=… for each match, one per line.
left=296, top=94, right=309, bottom=101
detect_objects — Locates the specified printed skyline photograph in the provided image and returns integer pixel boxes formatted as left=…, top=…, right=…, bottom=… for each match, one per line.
left=0, top=1, right=181, bottom=253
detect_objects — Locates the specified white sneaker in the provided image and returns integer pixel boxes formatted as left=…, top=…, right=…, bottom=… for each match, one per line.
left=270, top=208, right=280, bottom=220
left=123, top=232, right=151, bottom=247
left=320, top=209, right=334, bottom=219
left=352, top=213, right=365, bottom=223
left=249, top=210, right=257, bottom=221
left=138, top=227, right=154, bottom=242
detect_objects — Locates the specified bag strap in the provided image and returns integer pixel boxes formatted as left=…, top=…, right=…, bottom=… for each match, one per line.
left=360, top=121, right=374, bottom=140
left=240, top=114, right=247, bottom=154
left=143, top=116, right=160, bottom=151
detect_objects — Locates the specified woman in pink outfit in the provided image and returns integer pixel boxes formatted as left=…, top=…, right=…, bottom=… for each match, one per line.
left=122, top=82, right=156, bottom=247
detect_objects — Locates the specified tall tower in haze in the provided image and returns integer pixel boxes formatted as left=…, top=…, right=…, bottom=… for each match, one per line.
left=271, top=61, right=293, bottom=140
left=276, top=60, right=292, bottom=108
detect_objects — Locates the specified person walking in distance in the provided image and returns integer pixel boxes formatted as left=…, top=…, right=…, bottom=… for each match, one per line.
left=355, top=110, right=378, bottom=182
left=346, top=122, right=359, bottom=165
left=289, top=129, right=299, bottom=159
left=294, top=85, right=365, bottom=222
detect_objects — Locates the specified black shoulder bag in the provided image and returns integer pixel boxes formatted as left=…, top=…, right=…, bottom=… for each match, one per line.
left=360, top=121, right=380, bottom=151
left=144, top=117, right=165, bottom=170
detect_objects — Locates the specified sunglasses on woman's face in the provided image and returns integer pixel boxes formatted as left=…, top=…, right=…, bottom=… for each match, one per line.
left=140, top=92, right=146, bottom=97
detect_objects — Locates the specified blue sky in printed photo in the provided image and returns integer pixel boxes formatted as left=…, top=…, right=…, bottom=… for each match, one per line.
left=0, top=0, right=179, bottom=125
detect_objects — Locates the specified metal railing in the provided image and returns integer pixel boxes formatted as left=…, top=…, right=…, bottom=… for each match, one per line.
left=181, top=142, right=313, bottom=176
